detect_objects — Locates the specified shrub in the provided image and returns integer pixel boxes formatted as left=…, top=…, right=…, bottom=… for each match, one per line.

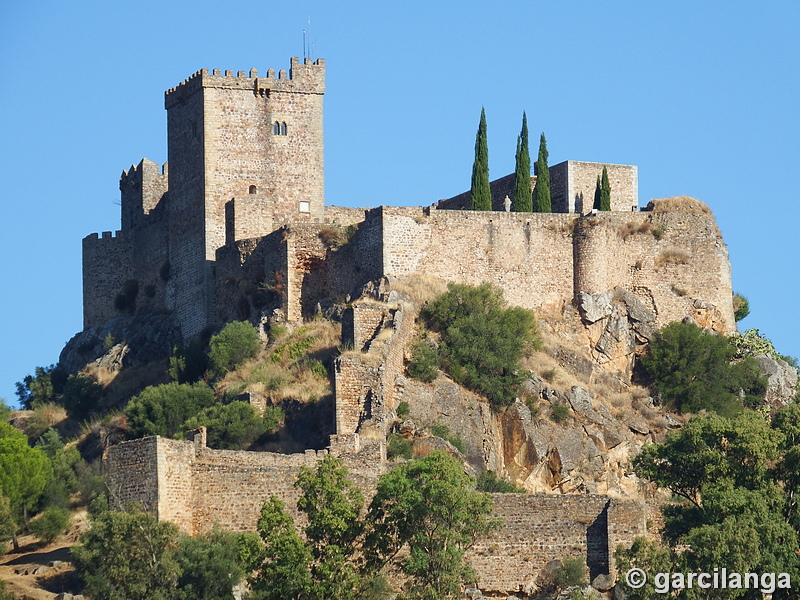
left=430, top=424, right=465, bottom=454
left=62, top=374, right=103, bottom=421
left=550, top=403, right=570, bottom=424
left=168, top=340, right=209, bottom=383
left=641, top=321, right=767, bottom=416
left=656, top=249, right=689, bottom=267
left=733, top=292, right=750, bottom=322
left=476, top=471, right=524, bottom=493
left=209, top=321, right=261, bottom=376
left=182, top=401, right=277, bottom=450
left=387, top=433, right=413, bottom=460
left=555, top=556, right=586, bottom=588
left=420, top=283, right=540, bottom=407
left=125, top=382, right=215, bottom=439
left=29, top=506, right=70, bottom=544
left=407, top=340, right=439, bottom=383
left=396, top=401, right=410, bottom=418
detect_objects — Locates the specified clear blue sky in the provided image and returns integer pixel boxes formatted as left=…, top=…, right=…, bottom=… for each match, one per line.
left=1, top=1, right=798, bottom=408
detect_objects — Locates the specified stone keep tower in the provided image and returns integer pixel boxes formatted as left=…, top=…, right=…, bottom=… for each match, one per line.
left=163, top=57, right=325, bottom=338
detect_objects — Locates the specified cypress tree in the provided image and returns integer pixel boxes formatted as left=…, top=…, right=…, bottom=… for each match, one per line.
left=599, top=165, right=611, bottom=211
left=470, top=108, right=491, bottom=211
left=593, top=175, right=602, bottom=210
left=512, top=112, right=532, bottom=212
left=533, top=133, right=551, bottom=212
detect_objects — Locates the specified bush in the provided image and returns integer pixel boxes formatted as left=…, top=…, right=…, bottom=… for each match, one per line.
left=387, top=433, right=413, bottom=460
left=407, top=340, right=439, bottom=382
left=550, top=403, right=569, bottom=424
left=430, top=424, right=465, bottom=454
left=182, top=401, right=279, bottom=450
left=208, top=321, right=261, bottom=376
left=476, top=471, right=524, bottom=493
left=555, top=556, right=586, bottom=588
left=640, top=321, right=767, bottom=416
left=125, top=382, right=215, bottom=439
left=169, top=340, right=209, bottom=383
left=29, top=506, right=70, bottom=544
left=420, top=283, right=540, bottom=407
left=396, top=401, right=410, bottom=418
left=733, top=292, right=750, bottom=322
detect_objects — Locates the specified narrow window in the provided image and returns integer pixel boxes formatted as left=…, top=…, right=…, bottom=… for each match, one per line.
left=249, top=185, right=257, bottom=194
left=281, top=122, right=287, bottom=136
left=273, top=121, right=281, bottom=135
left=299, top=201, right=310, bottom=213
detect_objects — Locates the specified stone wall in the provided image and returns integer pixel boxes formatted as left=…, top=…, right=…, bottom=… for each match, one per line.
left=107, top=435, right=645, bottom=594
left=82, top=231, right=133, bottom=328
left=107, top=433, right=384, bottom=535
left=379, top=207, right=577, bottom=314
left=471, top=494, right=646, bottom=594
left=550, top=161, right=639, bottom=213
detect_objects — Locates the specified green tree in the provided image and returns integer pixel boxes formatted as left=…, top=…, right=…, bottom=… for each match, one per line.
left=209, top=321, right=262, bottom=376
left=421, top=283, right=540, bottom=407
left=36, top=428, right=81, bottom=508
left=250, top=496, right=313, bottom=600
left=125, top=382, right=215, bottom=439
left=593, top=175, right=602, bottom=210
left=533, top=133, right=551, bottom=212
left=513, top=112, right=532, bottom=212
left=598, top=166, right=611, bottom=211
left=174, top=527, right=248, bottom=600
left=733, top=292, right=750, bottom=322
left=627, top=411, right=800, bottom=599
left=640, top=321, right=766, bottom=416
left=0, top=494, right=17, bottom=552
left=29, top=505, right=70, bottom=544
left=366, top=451, right=500, bottom=600
left=182, top=401, right=277, bottom=450
left=470, top=108, right=491, bottom=211
left=0, top=422, right=52, bottom=546
left=15, top=365, right=67, bottom=409
left=73, top=505, right=182, bottom=600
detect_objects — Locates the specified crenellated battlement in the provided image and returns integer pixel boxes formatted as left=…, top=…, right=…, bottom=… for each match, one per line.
left=165, top=57, right=325, bottom=108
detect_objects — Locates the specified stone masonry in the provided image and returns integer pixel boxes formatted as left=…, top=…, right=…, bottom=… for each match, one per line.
left=82, top=56, right=734, bottom=344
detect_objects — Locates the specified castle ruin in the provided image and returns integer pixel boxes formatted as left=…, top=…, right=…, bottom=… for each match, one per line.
left=92, top=57, right=737, bottom=594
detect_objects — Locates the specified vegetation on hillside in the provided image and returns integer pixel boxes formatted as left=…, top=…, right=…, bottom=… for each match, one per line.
left=408, top=282, right=541, bottom=407
left=250, top=451, right=499, bottom=600
left=640, top=321, right=766, bottom=416
left=618, top=408, right=800, bottom=599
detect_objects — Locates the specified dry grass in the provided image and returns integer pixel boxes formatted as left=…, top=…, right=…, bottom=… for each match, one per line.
left=389, top=274, right=448, bottom=304
left=216, top=319, right=340, bottom=404
left=619, top=220, right=653, bottom=240
left=645, top=197, right=712, bottom=214
left=656, top=249, right=690, bottom=267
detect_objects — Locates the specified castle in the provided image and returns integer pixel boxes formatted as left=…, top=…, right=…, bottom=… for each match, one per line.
left=91, top=57, right=737, bottom=595
left=83, top=56, right=734, bottom=345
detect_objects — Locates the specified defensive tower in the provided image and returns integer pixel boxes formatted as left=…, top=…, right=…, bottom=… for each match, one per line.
left=163, top=57, right=326, bottom=338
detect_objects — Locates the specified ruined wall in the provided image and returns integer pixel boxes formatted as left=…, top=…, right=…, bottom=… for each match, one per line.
left=379, top=207, right=577, bottom=314
left=214, top=229, right=287, bottom=325
left=470, top=494, right=646, bottom=593
left=108, top=436, right=644, bottom=593
left=335, top=299, right=417, bottom=436
left=107, top=434, right=384, bottom=535
left=573, top=208, right=734, bottom=332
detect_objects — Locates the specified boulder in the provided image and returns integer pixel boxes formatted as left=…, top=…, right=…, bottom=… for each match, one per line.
left=578, top=291, right=613, bottom=323
left=592, top=573, right=616, bottom=592
left=756, top=355, right=798, bottom=408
